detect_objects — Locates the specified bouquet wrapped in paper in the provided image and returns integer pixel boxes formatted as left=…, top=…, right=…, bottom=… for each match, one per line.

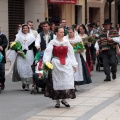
left=35, top=62, right=53, bottom=79
left=83, top=36, right=96, bottom=45
left=10, top=41, right=26, bottom=58
left=32, top=51, right=53, bottom=79
left=43, top=62, right=53, bottom=70
left=0, top=52, right=3, bottom=62
left=72, top=42, right=85, bottom=53
left=34, top=51, right=44, bottom=61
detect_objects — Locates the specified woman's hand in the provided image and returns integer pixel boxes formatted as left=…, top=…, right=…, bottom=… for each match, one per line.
left=96, top=50, right=99, bottom=56
left=0, top=46, right=3, bottom=51
left=73, top=66, right=77, bottom=73
left=17, top=51, right=23, bottom=55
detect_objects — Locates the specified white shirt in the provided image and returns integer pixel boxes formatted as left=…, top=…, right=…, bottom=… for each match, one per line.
left=35, top=32, right=51, bottom=49
left=95, top=41, right=99, bottom=51
left=113, top=37, right=120, bottom=44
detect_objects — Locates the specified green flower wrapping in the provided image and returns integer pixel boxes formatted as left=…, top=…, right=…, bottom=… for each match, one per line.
left=10, top=41, right=26, bottom=58
left=74, top=42, right=85, bottom=53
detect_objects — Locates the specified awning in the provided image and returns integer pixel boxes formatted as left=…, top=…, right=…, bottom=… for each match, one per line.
left=48, top=0, right=77, bottom=4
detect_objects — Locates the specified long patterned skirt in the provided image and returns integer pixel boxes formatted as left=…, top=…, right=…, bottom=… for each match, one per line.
left=44, top=72, right=76, bottom=100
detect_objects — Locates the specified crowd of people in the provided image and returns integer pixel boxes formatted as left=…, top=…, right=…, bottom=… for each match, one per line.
left=0, top=19, right=120, bottom=108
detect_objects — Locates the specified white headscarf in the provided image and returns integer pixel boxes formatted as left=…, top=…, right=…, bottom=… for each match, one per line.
left=15, top=24, right=36, bottom=50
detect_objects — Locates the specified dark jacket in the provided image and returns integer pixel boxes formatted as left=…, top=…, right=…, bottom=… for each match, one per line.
left=0, top=34, right=8, bottom=63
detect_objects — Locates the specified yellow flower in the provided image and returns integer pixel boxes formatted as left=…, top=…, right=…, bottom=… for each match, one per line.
left=10, top=42, right=16, bottom=48
left=45, top=62, right=53, bottom=69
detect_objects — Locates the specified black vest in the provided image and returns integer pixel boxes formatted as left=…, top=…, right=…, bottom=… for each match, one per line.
left=40, top=31, right=53, bottom=51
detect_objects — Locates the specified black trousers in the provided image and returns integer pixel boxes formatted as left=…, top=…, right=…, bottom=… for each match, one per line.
left=0, top=63, right=5, bottom=85
left=101, top=49, right=117, bottom=79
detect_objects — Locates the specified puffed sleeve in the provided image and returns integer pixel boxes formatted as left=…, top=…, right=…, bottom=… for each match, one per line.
left=113, top=37, right=120, bottom=44
left=67, top=41, right=78, bottom=67
left=35, top=34, right=41, bottom=49
left=43, top=41, right=53, bottom=63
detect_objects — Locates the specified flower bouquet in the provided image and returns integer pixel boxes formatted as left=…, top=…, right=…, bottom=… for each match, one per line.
left=35, top=62, right=53, bottom=79
left=83, top=36, right=96, bottom=45
left=73, top=42, right=85, bottom=53
left=43, top=62, right=53, bottom=71
left=33, top=51, right=53, bottom=79
left=0, top=52, right=3, bottom=62
left=10, top=41, right=26, bottom=58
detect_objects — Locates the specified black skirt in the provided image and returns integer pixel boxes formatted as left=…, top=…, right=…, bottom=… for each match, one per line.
left=75, top=54, right=92, bottom=85
left=44, top=72, right=76, bottom=100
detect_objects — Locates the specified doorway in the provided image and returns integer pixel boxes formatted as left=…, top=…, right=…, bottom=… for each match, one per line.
left=48, top=4, right=61, bottom=25
left=89, top=7, right=100, bottom=23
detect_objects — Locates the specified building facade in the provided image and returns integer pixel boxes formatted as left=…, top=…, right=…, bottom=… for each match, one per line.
left=0, top=0, right=85, bottom=41
left=0, top=0, right=117, bottom=42
left=87, top=0, right=115, bottom=26
left=115, top=0, right=120, bottom=24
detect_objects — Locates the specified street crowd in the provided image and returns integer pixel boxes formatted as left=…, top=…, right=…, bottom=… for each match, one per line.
left=0, top=19, right=120, bottom=108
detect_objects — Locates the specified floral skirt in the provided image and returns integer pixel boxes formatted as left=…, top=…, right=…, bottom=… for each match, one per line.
left=44, top=72, right=76, bottom=100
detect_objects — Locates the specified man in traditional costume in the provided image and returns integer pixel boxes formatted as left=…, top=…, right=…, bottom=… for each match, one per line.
left=35, top=21, right=54, bottom=92
left=95, top=19, right=119, bottom=81
left=35, top=21, right=54, bottom=51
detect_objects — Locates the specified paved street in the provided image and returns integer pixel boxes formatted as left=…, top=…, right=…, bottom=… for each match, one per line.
left=1, top=64, right=120, bottom=120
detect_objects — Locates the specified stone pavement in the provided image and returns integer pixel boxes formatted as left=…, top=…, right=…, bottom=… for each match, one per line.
left=4, top=60, right=120, bottom=120
left=26, top=77, right=120, bottom=120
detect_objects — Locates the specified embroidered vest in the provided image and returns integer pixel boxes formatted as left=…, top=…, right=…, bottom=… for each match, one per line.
left=40, top=31, right=53, bottom=51
left=98, top=28, right=118, bottom=51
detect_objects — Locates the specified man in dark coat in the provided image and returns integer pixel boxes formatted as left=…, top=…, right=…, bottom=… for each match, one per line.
left=0, top=31, right=8, bottom=90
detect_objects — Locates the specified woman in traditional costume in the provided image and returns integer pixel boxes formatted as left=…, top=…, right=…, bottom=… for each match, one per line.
left=43, top=26, right=78, bottom=108
left=12, top=24, right=36, bottom=90
left=79, top=24, right=94, bottom=71
left=65, top=27, right=91, bottom=87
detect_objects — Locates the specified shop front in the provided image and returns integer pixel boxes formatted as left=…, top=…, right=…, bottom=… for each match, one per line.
left=48, top=0, right=77, bottom=26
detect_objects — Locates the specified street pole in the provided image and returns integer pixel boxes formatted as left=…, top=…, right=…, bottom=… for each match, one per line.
left=85, top=0, right=87, bottom=24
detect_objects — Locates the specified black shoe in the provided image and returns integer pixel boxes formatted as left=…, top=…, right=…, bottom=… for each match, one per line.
left=61, top=101, right=70, bottom=107
left=104, top=78, right=111, bottom=81
left=112, top=74, right=116, bottom=80
left=55, top=103, right=60, bottom=108
left=41, top=88, right=45, bottom=92
left=22, top=84, right=25, bottom=89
